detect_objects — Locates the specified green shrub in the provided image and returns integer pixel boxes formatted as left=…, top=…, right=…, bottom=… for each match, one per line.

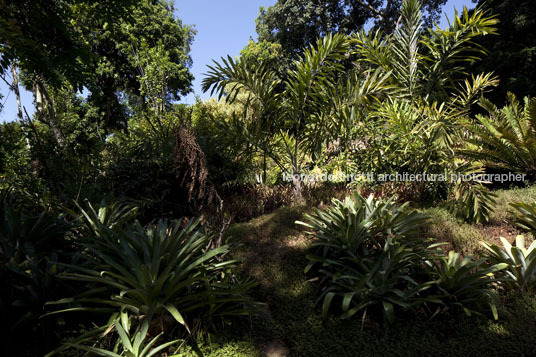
left=427, top=251, right=506, bottom=319
left=73, top=199, right=139, bottom=237
left=317, top=237, right=433, bottom=324
left=0, top=189, right=72, bottom=354
left=297, top=192, right=430, bottom=266
left=459, top=94, right=536, bottom=179
left=48, top=209, right=256, bottom=338
left=0, top=197, right=68, bottom=265
left=297, top=193, right=432, bottom=323
left=299, top=192, right=506, bottom=324
left=449, top=178, right=497, bottom=224
left=49, top=311, right=182, bottom=357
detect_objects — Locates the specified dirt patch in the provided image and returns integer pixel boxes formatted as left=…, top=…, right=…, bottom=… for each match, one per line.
left=478, top=224, right=522, bottom=245
left=257, top=305, right=290, bottom=357
left=262, top=340, right=289, bottom=357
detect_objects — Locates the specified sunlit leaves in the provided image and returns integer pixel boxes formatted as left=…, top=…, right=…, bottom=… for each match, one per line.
left=459, top=94, right=536, bottom=177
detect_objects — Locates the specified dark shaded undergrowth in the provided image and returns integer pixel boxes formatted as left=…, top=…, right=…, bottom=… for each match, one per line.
left=186, top=185, right=536, bottom=356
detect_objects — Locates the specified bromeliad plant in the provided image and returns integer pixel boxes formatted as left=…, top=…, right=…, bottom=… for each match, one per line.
left=427, top=251, right=506, bottom=319
left=48, top=215, right=256, bottom=337
left=47, top=309, right=183, bottom=357
left=297, top=192, right=430, bottom=266
left=481, top=235, right=536, bottom=290
left=0, top=188, right=71, bottom=347
left=72, top=199, right=139, bottom=237
left=0, top=189, right=69, bottom=265
left=300, top=192, right=507, bottom=324
left=298, top=192, right=434, bottom=323
left=318, top=237, right=434, bottom=324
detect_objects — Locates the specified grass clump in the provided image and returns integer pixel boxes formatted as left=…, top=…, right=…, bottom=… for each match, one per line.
left=493, top=185, right=536, bottom=224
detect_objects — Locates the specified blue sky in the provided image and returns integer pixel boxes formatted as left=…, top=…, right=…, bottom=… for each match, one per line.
left=0, top=0, right=474, bottom=123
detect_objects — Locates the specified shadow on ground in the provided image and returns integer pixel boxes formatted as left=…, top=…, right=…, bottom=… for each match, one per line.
left=220, top=204, right=536, bottom=357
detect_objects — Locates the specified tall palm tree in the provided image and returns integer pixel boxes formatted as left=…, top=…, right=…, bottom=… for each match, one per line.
left=202, top=0, right=499, bottom=201
left=202, top=33, right=390, bottom=199
left=352, top=0, right=498, bottom=103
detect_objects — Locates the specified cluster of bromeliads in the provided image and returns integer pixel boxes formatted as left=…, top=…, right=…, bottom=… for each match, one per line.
left=299, top=192, right=536, bottom=326
left=3, top=187, right=536, bottom=355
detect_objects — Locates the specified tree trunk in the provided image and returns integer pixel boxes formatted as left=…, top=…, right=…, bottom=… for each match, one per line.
left=11, top=66, right=23, bottom=123
left=34, top=79, right=64, bottom=147
left=11, top=66, right=31, bottom=148
left=291, top=166, right=303, bottom=203
left=292, top=132, right=303, bottom=203
left=263, top=152, right=267, bottom=185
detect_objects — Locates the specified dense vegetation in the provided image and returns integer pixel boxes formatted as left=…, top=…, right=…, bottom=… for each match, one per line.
left=1, top=0, right=536, bottom=355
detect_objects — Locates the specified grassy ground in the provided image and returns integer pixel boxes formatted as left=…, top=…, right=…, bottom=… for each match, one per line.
left=186, top=185, right=536, bottom=356
left=423, top=185, right=536, bottom=255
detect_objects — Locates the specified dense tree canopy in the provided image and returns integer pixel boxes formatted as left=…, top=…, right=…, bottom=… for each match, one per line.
left=240, top=39, right=287, bottom=78
left=255, top=0, right=448, bottom=57
left=0, top=0, right=194, bottom=129
left=84, top=0, right=194, bottom=127
left=472, top=0, right=536, bottom=104
left=0, top=0, right=137, bottom=89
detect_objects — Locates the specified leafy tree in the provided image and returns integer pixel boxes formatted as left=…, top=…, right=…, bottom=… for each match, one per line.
left=80, top=0, right=195, bottom=129
left=255, top=0, right=449, bottom=58
left=191, top=98, right=260, bottom=186
left=240, top=39, right=287, bottom=79
left=0, top=0, right=90, bottom=89
left=0, top=0, right=142, bottom=89
left=472, top=0, right=536, bottom=104
left=0, top=122, right=31, bottom=189
left=1, top=0, right=194, bottom=132
left=352, top=1, right=498, bottom=103
left=0, top=0, right=195, bottom=203
left=351, top=0, right=499, bottom=216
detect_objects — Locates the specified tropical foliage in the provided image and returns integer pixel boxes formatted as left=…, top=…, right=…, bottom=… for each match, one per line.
left=255, top=0, right=450, bottom=58
left=2, top=0, right=536, bottom=354
left=48, top=204, right=256, bottom=339
left=428, top=250, right=505, bottom=319
left=316, top=237, right=433, bottom=324
left=298, top=192, right=505, bottom=323
left=509, top=201, right=536, bottom=232
left=203, top=0, right=501, bottom=207
left=449, top=171, right=497, bottom=224
left=297, top=192, right=429, bottom=262
left=460, top=94, right=536, bottom=178
left=204, top=33, right=392, bottom=199
left=47, top=312, right=183, bottom=357
left=481, top=235, right=536, bottom=290
left=472, top=0, right=536, bottom=104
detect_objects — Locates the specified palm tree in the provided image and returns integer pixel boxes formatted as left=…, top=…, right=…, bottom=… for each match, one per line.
left=202, top=0, right=499, bottom=201
left=202, top=33, right=390, bottom=200
left=352, top=0, right=498, bottom=103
